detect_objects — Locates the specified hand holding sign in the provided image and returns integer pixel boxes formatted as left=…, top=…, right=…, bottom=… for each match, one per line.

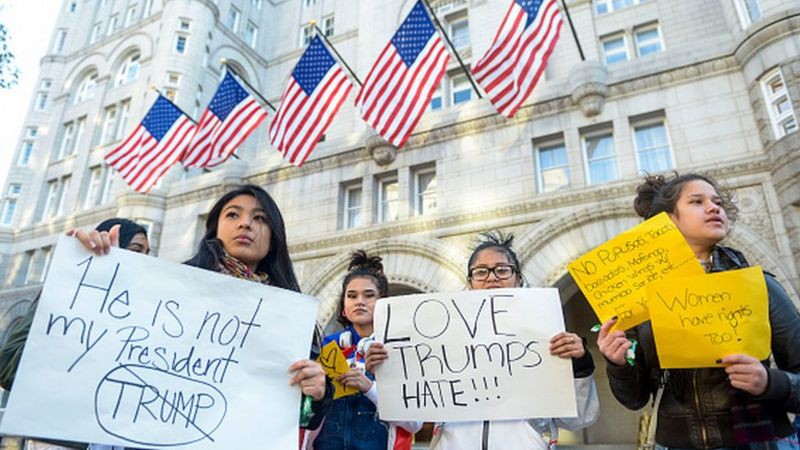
left=568, top=213, right=705, bottom=330
left=646, top=266, right=770, bottom=368
left=317, top=341, right=360, bottom=399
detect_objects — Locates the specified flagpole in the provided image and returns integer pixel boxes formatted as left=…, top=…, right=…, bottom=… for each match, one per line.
left=420, top=0, right=482, bottom=99
left=221, top=60, right=278, bottom=112
left=150, top=86, right=198, bottom=124
left=559, top=0, right=585, bottom=61
left=313, top=24, right=363, bottom=87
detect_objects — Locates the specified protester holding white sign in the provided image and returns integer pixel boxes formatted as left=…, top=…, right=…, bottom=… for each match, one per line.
left=311, top=251, right=421, bottom=450
left=367, top=232, right=599, bottom=450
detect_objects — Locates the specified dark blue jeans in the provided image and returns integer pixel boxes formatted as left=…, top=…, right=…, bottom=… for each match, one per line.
left=314, top=394, right=388, bottom=450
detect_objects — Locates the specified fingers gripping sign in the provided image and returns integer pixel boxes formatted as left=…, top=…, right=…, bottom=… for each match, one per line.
left=67, top=224, right=121, bottom=256
left=597, top=317, right=632, bottom=366
left=289, top=359, right=326, bottom=401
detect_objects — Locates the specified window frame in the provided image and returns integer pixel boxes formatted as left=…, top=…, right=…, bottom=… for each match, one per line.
left=175, top=34, right=188, bottom=54
left=631, top=117, right=675, bottom=174
left=633, top=23, right=664, bottom=57
left=601, top=33, right=629, bottom=65
left=534, top=140, right=570, bottom=193
left=227, top=6, right=241, bottom=33
left=343, top=183, right=363, bottom=229
left=377, top=176, right=399, bottom=223
left=760, top=68, right=798, bottom=139
left=734, top=0, right=762, bottom=28
left=581, top=128, right=619, bottom=185
left=413, top=166, right=437, bottom=216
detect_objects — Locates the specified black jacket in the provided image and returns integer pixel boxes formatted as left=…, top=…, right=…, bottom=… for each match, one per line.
left=606, top=246, right=800, bottom=448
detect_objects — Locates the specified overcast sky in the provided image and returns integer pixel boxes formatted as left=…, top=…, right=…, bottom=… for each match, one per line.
left=0, top=1, right=60, bottom=189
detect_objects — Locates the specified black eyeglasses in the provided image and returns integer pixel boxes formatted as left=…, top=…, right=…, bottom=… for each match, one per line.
left=468, top=265, right=516, bottom=281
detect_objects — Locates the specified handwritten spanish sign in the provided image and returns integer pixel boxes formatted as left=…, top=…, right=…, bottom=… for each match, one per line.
left=0, top=236, right=320, bottom=450
left=568, top=213, right=704, bottom=330
left=318, top=341, right=359, bottom=399
left=372, top=288, right=576, bottom=422
left=647, top=266, right=770, bottom=368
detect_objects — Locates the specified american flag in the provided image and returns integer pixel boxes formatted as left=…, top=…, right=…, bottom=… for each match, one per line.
left=472, top=0, right=563, bottom=118
left=269, top=36, right=353, bottom=166
left=355, top=0, right=449, bottom=148
left=183, top=71, right=268, bottom=167
left=105, top=95, right=195, bottom=193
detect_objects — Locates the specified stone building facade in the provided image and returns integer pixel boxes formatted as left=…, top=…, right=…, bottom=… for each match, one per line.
left=0, top=0, right=798, bottom=447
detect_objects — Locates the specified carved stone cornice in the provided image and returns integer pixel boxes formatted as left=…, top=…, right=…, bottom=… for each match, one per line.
left=265, top=29, right=359, bottom=70
left=287, top=158, right=772, bottom=255
left=12, top=206, right=117, bottom=243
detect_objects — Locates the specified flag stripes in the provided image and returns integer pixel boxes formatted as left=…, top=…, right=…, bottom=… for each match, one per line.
left=472, top=0, right=563, bottom=118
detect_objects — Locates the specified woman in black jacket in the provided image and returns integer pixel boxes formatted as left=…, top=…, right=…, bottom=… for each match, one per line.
left=597, top=173, right=800, bottom=449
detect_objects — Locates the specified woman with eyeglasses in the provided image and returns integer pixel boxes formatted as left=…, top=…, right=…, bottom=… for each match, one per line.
left=366, top=232, right=599, bottom=450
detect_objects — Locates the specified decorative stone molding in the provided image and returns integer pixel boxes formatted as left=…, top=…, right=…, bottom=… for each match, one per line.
left=733, top=8, right=800, bottom=67
left=569, top=61, right=608, bottom=117
left=365, top=135, right=397, bottom=166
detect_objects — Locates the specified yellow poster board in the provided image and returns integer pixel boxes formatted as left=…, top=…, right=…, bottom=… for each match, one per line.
left=568, top=213, right=704, bottom=330
left=647, top=266, right=771, bottom=368
left=317, top=341, right=359, bottom=399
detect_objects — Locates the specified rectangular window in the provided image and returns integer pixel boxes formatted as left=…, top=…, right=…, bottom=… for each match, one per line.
left=8, top=183, right=21, bottom=195
left=735, top=0, right=762, bottom=27
left=175, top=35, right=188, bottom=54
left=227, top=7, right=241, bottom=32
left=68, top=1, right=77, bottom=13
left=430, top=84, right=443, bottom=111
left=58, top=122, right=75, bottom=160
left=17, top=250, right=34, bottom=286
left=18, top=142, right=33, bottom=166
left=451, top=74, right=472, bottom=105
left=101, top=166, right=114, bottom=204
left=125, top=7, right=137, bottom=27
left=634, top=23, right=663, bottom=56
left=601, top=34, right=628, bottom=64
left=378, top=177, right=399, bottom=223
left=84, top=166, right=103, bottom=209
left=179, top=19, right=191, bottom=31
left=343, top=184, right=363, bottom=229
left=582, top=129, right=618, bottom=184
left=102, top=106, right=118, bottom=144
left=116, top=100, right=131, bottom=141
left=595, top=0, right=647, bottom=15
left=450, top=17, right=469, bottom=50
left=26, top=127, right=38, bottom=138
left=414, top=167, right=437, bottom=216
left=323, top=15, right=335, bottom=37
left=54, top=29, right=68, bottom=53
left=43, top=179, right=59, bottom=219
left=535, top=141, right=570, bottom=193
left=56, top=176, right=71, bottom=217
left=164, top=88, right=178, bottom=102
left=300, top=24, right=314, bottom=47
left=90, top=24, right=101, bottom=44
left=760, top=68, right=798, bottom=139
left=1, top=199, right=16, bottom=225
left=107, top=15, right=118, bottom=35
left=39, top=79, right=52, bottom=90
left=35, top=92, right=48, bottom=111
left=246, top=22, right=259, bottom=48
left=73, top=117, right=86, bottom=155
left=633, top=120, right=673, bottom=173
left=143, top=0, right=154, bottom=16
left=251, top=0, right=262, bottom=10
left=39, top=246, right=53, bottom=282
left=304, top=0, right=316, bottom=7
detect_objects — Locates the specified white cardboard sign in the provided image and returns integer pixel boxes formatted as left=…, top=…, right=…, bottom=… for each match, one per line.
left=1, top=236, right=320, bottom=450
left=373, top=288, right=577, bottom=422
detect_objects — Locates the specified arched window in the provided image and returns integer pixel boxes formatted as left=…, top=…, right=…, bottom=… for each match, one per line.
left=74, top=72, right=98, bottom=104
left=115, top=53, right=140, bottom=87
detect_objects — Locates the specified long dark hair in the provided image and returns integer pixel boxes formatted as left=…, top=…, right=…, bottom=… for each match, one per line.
left=337, top=250, right=389, bottom=327
left=184, top=184, right=300, bottom=292
left=467, top=231, right=525, bottom=287
left=633, top=172, right=738, bottom=223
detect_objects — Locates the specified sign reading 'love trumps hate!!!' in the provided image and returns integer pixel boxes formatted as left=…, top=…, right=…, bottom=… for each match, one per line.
left=1, top=236, right=320, bottom=450
left=372, top=288, right=577, bottom=422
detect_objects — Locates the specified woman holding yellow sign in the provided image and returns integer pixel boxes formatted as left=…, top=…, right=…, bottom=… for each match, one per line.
left=598, top=173, right=800, bottom=450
